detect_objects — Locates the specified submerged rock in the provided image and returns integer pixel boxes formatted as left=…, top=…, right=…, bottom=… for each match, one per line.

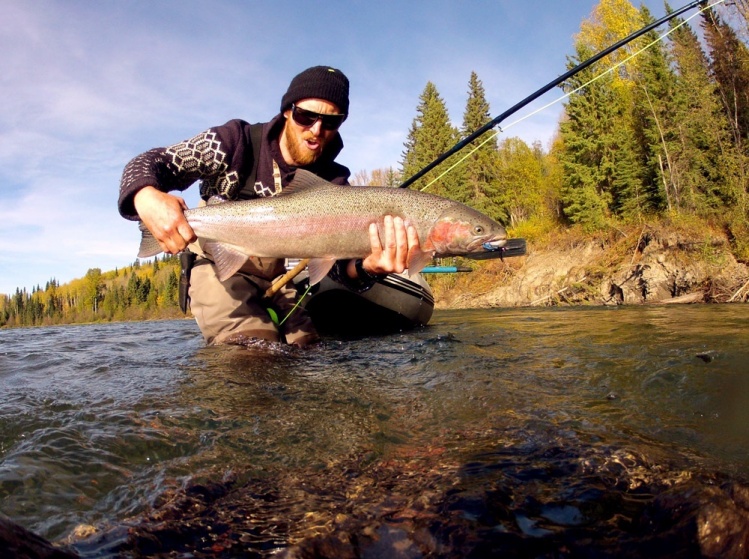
left=0, top=515, right=78, bottom=559
left=696, top=484, right=749, bottom=559
left=60, top=430, right=749, bottom=558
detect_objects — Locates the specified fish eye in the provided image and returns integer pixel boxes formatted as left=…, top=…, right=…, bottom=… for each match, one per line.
left=474, top=225, right=484, bottom=235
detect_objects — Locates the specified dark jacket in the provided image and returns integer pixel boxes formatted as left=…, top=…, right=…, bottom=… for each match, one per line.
left=118, top=114, right=350, bottom=221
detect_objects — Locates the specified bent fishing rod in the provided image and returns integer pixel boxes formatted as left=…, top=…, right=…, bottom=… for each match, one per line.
left=399, top=0, right=708, bottom=190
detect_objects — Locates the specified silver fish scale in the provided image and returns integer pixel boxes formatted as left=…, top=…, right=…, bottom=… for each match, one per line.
left=182, top=182, right=505, bottom=260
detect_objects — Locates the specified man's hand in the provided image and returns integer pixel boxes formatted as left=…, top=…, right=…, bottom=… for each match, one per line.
left=349, top=215, right=420, bottom=277
left=134, top=186, right=196, bottom=254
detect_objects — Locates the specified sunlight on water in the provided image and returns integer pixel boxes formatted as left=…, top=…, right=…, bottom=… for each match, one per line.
left=1, top=305, right=748, bottom=556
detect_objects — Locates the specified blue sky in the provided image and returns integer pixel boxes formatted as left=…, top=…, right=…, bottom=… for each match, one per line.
left=1, top=0, right=687, bottom=295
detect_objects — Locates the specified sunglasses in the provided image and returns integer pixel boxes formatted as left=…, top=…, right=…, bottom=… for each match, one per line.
left=290, top=104, right=347, bottom=131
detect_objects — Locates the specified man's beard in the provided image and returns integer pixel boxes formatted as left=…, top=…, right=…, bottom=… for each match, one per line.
left=283, top=118, right=323, bottom=167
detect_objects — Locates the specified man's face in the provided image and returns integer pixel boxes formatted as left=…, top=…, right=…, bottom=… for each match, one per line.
left=280, top=99, right=344, bottom=167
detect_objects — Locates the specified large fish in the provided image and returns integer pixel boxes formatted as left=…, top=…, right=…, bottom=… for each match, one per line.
left=138, top=170, right=508, bottom=284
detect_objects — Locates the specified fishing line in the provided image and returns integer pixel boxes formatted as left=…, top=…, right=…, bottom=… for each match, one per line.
left=278, top=282, right=313, bottom=326
left=407, top=0, right=725, bottom=192
left=501, top=1, right=725, bottom=133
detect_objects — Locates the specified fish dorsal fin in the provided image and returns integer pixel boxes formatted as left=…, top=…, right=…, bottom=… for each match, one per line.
left=205, top=242, right=248, bottom=281
left=307, top=257, right=337, bottom=286
left=283, top=169, right=335, bottom=195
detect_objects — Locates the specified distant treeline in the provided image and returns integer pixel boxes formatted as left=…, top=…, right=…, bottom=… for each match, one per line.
left=1, top=255, right=183, bottom=328
left=4, top=0, right=749, bottom=329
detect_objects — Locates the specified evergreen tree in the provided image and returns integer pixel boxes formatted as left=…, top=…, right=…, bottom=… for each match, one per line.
left=44, top=278, right=60, bottom=318
left=367, top=167, right=401, bottom=187
left=626, top=5, right=678, bottom=216
left=139, top=277, right=152, bottom=306
left=702, top=7, right=749, bottom=149
left=126, top=273, right=142, bottom=306
left=163, top=269, right=180, bottom=307
left=385, top=167, right=401, bottom=188
left=558, top=42, right=619, bottom=229
left=13, top=288, right=25, bottom=318
left=668, top=6, right=744, bottom=213
left=459, top=72, right=502, bottom=219
left=558, top=0, right=663, bottom=228
left=400, top=82, right=461, bottom=198
left=610, top=119, right=647, bottom=218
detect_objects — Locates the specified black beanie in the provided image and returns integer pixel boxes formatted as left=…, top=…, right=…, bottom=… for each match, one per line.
left=280, top=66, right=350, bottom=115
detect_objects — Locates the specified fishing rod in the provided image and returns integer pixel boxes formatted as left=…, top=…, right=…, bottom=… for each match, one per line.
left=399, top=0, right=709, bottom=190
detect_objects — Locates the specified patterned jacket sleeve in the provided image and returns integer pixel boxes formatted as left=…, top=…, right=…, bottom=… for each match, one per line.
left=117, top=119, right=252, bottom=221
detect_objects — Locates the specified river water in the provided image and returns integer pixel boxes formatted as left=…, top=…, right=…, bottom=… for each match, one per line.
left=1, top=305, right=748, bottom=557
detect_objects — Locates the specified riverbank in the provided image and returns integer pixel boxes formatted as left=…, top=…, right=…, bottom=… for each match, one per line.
left=432, top=221, right=749, bottom=309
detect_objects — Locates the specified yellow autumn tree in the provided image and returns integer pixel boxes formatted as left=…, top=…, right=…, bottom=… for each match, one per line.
left=576, top=0, right=647, bottom=98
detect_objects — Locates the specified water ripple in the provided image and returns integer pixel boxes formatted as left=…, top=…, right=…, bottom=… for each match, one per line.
left=0, top=308, right=748, bottom=555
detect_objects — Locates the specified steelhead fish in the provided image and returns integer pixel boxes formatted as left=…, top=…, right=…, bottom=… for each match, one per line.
left=138, top=170, right=508, bottom=284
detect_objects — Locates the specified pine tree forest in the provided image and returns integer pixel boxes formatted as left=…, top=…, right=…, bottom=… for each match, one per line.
left=399, top=0, right=749, bottom=255
left=0, top=255, right=182, bottom=328
left=3, top=0, right=749, bottom=328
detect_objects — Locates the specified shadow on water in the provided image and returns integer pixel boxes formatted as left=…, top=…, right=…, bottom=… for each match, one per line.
left=1, top=306, right=749, bottom=557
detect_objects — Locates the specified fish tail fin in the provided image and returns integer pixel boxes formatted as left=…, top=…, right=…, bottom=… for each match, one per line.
left=137, top=223, right=163, bottom=258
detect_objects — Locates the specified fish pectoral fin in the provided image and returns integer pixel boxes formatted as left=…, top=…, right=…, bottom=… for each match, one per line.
left=137, top=222, right=163, bottom=258
left=406, top=250, right=435, bottom=276
left=206, top=242, right=248, bottom=282
left=307, top=257, right=337, bottom=286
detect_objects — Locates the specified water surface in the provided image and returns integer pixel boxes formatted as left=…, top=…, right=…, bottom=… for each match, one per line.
left=1, top=306, right=748, bottom=557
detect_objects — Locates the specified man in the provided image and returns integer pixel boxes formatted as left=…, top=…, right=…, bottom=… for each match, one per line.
left=118, top=65, right=419, bottom=346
